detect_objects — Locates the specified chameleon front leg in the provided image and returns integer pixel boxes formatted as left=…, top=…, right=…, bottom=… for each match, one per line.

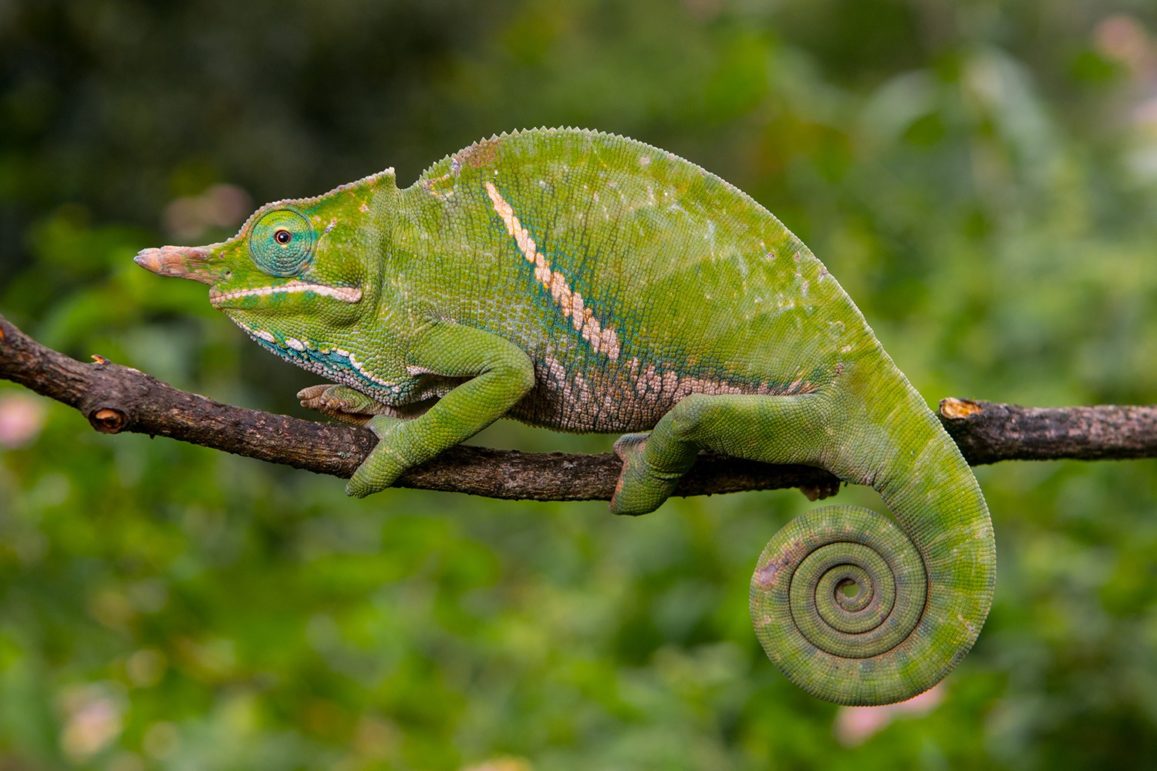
left=345, top=323, right=535, bottom=498
left=611, top=392, right=831, bottom=515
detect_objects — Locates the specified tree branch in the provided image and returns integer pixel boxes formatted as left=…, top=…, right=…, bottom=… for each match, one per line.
left=2, top=313, right=1154, bottom=504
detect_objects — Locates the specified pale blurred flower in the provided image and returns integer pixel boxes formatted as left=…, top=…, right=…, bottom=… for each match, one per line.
left=1091, top=15, right=1157, bottom=182
left=59, top=684, right=124, bottom=762
left=834, top=683, right=944, bottom=746
left=0, top=393, right=46, bottom=448
left=163, top=183, right=252, bottom=241
left=1094, top=15, right=1154, bottom=76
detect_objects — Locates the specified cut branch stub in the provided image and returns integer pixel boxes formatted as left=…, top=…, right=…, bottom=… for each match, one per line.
left=89, top=406, right=128, bottom=433
left=938, top=397, right=1157, bottom=465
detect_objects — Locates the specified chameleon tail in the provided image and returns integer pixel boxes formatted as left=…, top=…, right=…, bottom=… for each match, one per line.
left=749, top=371, right=996, bottom=705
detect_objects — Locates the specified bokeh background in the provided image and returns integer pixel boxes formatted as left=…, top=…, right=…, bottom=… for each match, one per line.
left=2, top=1, right=1157, bottom=768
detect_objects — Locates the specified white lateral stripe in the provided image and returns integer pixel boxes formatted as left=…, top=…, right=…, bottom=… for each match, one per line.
left=211, top=280, right=362, bottom=305
left=484, top=182, right=620, bottom=360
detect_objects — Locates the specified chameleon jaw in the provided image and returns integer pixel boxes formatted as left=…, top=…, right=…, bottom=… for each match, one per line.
left=209, top=280, right=363, bottom=307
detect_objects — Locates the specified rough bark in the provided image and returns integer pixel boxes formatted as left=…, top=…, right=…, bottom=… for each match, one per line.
left=2, top=313, right=1154, bottom=504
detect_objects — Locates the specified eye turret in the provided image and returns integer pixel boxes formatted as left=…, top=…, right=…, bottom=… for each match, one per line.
left=249, top=209, right=316, bottom=276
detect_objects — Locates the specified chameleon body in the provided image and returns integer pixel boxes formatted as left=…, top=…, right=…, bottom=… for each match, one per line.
left=136, top=128, right=995, bottom=705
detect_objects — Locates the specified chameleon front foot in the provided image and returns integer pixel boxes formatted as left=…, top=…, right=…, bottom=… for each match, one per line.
left=346, top=415, right=409, bottom=498
left=610, top=432, right=683, bottom=515
left=298, top=384, right=382, bottom=425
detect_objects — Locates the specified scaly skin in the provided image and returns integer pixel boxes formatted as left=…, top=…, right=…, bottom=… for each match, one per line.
left=135, top=128, right=996, bottom=705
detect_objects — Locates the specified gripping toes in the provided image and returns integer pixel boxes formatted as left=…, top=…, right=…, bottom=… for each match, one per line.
left=346, top=415, right=409, bottom=498
left=298, top=384, right=381, bottom=425
left=611, top=432, right=681, bottom=515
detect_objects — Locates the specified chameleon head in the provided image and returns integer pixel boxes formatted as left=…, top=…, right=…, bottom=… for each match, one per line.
left=134, top=178, right=391, bottom=342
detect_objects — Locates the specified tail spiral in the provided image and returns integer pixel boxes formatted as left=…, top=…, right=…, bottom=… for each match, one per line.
left=750, top=505, right=965, bottom=705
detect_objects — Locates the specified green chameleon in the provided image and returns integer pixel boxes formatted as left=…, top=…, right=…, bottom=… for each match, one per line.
left=136, top=128, right=995, bottom=706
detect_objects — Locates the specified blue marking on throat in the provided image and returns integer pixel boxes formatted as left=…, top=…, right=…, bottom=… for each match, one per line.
left=244, top=330, right=408, bottom=403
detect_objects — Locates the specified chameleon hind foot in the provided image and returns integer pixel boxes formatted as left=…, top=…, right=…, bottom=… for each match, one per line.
left=611, top=393, right=830, bottom=515
left=610, top=432, right=685, bottom=515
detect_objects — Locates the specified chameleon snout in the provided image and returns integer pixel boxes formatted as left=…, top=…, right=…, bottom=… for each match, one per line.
left=134, top=245, right=223, bottom=285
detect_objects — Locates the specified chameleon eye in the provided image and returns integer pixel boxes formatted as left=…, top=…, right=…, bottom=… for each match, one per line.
left=249, top=209, right=316, bottom=276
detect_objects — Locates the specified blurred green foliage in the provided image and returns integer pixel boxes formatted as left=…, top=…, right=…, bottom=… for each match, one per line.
left=2, top=0, right=1157, bottom=768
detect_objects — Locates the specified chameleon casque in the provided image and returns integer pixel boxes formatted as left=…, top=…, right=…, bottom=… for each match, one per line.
left=135, top=128, right=995, bottom=706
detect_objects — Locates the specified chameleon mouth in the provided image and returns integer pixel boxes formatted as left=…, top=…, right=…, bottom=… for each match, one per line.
left=209, top=280, right=363, bottom=307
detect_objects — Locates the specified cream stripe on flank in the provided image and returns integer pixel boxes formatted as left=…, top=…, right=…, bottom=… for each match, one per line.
left=484, top=181, right=620, bottom=360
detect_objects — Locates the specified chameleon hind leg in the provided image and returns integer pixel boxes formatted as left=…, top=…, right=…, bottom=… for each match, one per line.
left=613, top=390, right=986, bottom=705
left=611, top=392, right=831, bottom=515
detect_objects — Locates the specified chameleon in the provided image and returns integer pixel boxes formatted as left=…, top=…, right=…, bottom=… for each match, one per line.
left=135, top=128, right=995, bottom=706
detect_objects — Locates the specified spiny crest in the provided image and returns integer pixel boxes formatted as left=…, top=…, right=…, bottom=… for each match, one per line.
left=412, top=128, right=755, bottom=210
left=416, top=127, right=646, bottom=180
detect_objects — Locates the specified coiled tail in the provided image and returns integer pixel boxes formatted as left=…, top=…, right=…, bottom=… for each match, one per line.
left=749, top=382, right=996, bottom=705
